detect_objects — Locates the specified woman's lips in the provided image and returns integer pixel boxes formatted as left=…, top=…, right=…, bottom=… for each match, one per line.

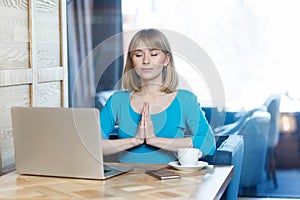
left=141, top=68, right=153, bottom=72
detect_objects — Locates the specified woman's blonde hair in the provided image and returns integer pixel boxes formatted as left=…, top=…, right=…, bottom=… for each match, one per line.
left=122, top=29, right=178, bottom=93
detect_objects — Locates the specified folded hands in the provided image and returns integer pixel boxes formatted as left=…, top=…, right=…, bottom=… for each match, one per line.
left=135, top=102, right=156, bottom=145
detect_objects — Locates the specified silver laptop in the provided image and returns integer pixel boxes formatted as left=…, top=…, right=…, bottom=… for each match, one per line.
left=11, top=107, right=133, bottom=180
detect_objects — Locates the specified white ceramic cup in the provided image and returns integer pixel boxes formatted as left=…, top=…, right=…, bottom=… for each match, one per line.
left=177, top=148, right=202, bottom=166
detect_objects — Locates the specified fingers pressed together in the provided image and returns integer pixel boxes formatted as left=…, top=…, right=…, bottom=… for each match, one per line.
left=137, top=102, right=155, bottom=141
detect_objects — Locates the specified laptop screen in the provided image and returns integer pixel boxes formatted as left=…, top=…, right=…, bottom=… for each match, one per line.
left=11, top=107, right=107, bottom=179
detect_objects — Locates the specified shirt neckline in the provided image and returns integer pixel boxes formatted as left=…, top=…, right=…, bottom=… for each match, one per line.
left=129, top=89, right=181, bottom=116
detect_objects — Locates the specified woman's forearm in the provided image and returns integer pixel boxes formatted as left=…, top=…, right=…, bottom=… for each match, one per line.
left=146, top=137, right=193, bottom=152
left=102, top=137, right=143, bottom=156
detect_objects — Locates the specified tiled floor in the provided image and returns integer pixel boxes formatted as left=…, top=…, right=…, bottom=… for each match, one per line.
left=255, top=169, right=300, bottom=198
left=237, top=168, right=300, bottom=199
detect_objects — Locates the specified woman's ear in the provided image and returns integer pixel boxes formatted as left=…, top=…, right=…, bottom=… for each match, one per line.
left=164, top=53, right=171, bottom=66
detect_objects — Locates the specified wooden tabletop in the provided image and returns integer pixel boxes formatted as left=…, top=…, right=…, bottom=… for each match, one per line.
left=0, top=163, right=233, bottom=200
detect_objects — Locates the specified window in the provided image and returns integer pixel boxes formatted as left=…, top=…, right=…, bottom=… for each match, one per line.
left=122, top=0, right=300, bottom=111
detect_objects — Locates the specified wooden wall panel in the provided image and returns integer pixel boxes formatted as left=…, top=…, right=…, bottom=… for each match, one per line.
left=37, top=82, right=62, bottom=107
left=0, top=69, right=32, bottom=86
left=0, top=3, right=28, bottom=69
left=0, top=129, right=15, bottom=175
left=0, top=42, right=29, bottom=69
left=36, top=0, right=60, bottom=68
left=0, top=0, right=68, bottom=175
left=0, top=85, right=30, bottom=130
left=38, top=67, right=64, bottom=82
left=37, top=43, right=60, bottom=68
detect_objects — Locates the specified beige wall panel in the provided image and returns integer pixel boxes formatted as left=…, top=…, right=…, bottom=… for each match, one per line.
left=0, top=129, right=15, bottom=175
left=38, top=67, right=64, bottom=83
left=36, top=0, right=58, bottom=14
left=36, top=43, right=60, bottom=68
left=0, top=42, right=29, bottom=69
left=36, top=0, right=60, bottom=68
left=0, top=85, right=30, bottom=130
left=0, top=68, right=32, bottom=87
left=36, top=81, right=62, bottom=107
left=0, top=0, right=67, bottom=175
left=0, top=0, right=27, bottom=10
left=36, top=13, right=59, bottom=41
left=0, top=4, right=29, bottom=69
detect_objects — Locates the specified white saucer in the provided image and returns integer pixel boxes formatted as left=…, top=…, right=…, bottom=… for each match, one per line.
left=168, top=161, right=209, bottom=172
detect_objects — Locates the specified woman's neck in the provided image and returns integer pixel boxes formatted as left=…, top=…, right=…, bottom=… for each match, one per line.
left=139, top=84, right=163, bottom=98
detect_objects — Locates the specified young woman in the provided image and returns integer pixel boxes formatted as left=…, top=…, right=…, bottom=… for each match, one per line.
left=100, top=29, right=216, bottom=164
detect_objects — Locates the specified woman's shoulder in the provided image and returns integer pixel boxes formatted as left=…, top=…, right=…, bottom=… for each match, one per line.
left=175, top=90, right=200, bottom=116
left=177, top=89, right=197, bottom=99
left=104, top=91, right=130, bottom=107
left=109, top=90, right=130, bottom=99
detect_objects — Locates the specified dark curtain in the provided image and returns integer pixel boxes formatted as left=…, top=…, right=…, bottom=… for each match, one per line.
left=67, top=0, right=123, bottom=107
left=93, top=0, right=123, bottom=92
left=67, top=0, right=95, bottom=107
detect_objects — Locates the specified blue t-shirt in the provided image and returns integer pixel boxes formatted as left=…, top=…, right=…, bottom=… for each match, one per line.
left=100, top=89, right=216, bottom=164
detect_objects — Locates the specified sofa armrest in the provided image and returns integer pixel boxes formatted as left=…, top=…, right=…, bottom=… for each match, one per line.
left=202, top=135, right=244, bottom=200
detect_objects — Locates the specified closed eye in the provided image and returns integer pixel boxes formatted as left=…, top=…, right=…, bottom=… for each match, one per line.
left=150, top=49, right=162, bottom=56
left=133, top=51, right=143, bottom=57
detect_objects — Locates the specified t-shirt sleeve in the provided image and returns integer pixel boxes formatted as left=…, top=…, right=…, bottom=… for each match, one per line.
left=100, top=95, right=117, bottom=139
left=184, top=92, right=216, bottom=156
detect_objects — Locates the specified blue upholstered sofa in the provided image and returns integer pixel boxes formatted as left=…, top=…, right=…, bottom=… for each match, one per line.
left=202, top=135, right=244, bottom=200
left=213, top=107, right=271, bottom=197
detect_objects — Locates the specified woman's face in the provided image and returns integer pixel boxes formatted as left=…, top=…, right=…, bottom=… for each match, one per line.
left=131, top=47, right=170, bottom=83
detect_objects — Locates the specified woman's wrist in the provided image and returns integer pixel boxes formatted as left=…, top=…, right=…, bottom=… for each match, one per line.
left=145, top=136, right=157, bottom=146
left=132, top=137, right=144, bottom=146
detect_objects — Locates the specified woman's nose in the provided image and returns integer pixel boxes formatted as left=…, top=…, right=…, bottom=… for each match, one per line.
left=143, top=53, right=150, bottom=64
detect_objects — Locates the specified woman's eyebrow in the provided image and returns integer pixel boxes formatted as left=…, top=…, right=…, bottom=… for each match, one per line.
left=149, top=48, right=160, bottom=51
left=132, top=48, right=160, bottom=52
left=132, top=49, right=143, bottom=53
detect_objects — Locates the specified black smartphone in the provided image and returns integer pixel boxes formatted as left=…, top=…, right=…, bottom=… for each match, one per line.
left=145, top=168, right=181, bottom=180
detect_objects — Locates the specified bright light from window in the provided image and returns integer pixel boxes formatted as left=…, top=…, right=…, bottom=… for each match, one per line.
left=122, top=0, right=300, bottom=111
